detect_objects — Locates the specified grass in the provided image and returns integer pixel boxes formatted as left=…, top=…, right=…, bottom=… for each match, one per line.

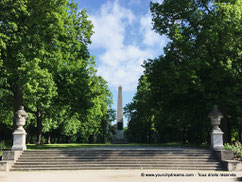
left=0, top=143, right=209, bottom=157
left=26, top=142, right=209, bottom=150
left=0, top=142, right=210, bottom=154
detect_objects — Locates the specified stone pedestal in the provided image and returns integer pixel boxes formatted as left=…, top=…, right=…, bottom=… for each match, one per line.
left=116, top=130, right=124, bottom=140
left=208, top=105, right=224, bottom=151
left=11, top=106, right=28, bottom=151
left=12, top=130, right=27, bottom=151
left=210, top=129, right=224, bottom=151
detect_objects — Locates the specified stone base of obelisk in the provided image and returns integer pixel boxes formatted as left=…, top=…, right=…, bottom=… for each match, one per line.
left=116, top=130, right=124, bottom=139
left=12, top=130, right=27, bottom=151
left=112, top=130, right=128, bottom=144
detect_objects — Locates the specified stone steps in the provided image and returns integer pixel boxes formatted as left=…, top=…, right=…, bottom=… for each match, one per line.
left=20, top=153, right=212, bottom=156
left=13, top=163, right=222, bottom=166
left=16, top=159, right=219, bottom=162
left=10, top=148, right=225, bottom=171
left=19, top=155, right=214, bottom=157
left=22, top=149, right=212, bottom=153
left=11, top=166, right=225, bottom=171
left=14, top=161, right=221, bottom=165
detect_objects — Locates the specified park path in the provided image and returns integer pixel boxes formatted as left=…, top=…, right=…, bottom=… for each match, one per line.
left=0, top=170, right=241, bottom=182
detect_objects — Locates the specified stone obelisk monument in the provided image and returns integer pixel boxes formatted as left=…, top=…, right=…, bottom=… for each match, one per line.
left=116, top=85, right=124, bottom=139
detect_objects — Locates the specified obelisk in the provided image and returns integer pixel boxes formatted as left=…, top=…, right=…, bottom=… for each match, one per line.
left=116, top=85, right=124, bottom=139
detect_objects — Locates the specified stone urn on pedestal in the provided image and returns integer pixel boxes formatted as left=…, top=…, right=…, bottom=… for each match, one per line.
left=208, top=105, right=224, bottom=151
left=12, top=106, right=28, bottom=151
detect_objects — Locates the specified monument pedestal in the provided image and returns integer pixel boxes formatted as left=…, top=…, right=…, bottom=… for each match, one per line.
left=112, top=129, right=128, bottom=144
left=210, top=129, right=224, bottom=151
left=116, top=130, right=124, bottom=139
left=12, top=130, right=27, bottom=151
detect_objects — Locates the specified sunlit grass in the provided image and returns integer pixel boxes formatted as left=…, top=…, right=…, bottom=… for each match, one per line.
left=0, top=143, right=209, bottom=155
left=26, top=142, right=209, bottom=150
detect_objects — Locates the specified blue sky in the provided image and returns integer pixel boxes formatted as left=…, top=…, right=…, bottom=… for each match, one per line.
left=76, top=0, right=167, bottom=126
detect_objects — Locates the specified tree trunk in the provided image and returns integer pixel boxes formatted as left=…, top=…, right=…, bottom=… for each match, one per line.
left=147, top=118, right=152, bottom=144
left=88, top=135, right=94, bottom=144
left=26, top=135, right=30, bottom=144
left=47, top=132, right=51, bottom=144
left=53, top=136, right=57, bottom=144
left=220, top=104, right=230, bottom=143
left=227, top=118, right=231, bottom=143
left=36, top=106, right=43, bottom=145
left=13, top=85, right=23, bottom=130
left=239, top=126, right=241, bottom=143
left=181, top=127, right=186, bottom=144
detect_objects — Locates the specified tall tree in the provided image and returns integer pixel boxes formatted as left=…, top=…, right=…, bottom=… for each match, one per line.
left=0, top=0, right=111, bottom=144
left=149, top=0, right=242, bottom=143
left=84, top=76, right=113, bottom=143
left=126, top=0, right=242, bottom=144
left=125, top=75, right=157, bottom=143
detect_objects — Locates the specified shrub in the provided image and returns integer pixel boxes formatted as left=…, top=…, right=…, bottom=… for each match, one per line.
left=224, top=141, right=242, bottom=160
left=0, top=141, right=6, bottom=151
left=0, top=141, right=6, bottom=157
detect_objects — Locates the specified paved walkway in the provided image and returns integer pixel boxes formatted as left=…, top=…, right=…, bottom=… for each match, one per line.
left=0, top=170, right=241, bottom=182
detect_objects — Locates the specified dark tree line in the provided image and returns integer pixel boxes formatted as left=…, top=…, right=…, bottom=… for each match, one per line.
left=125, top=0, right=242, bottom=144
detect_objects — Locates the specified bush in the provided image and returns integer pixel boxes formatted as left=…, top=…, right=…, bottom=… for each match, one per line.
left=224, top=141, right=242, bottom=160
left=0, top=141, right=6, bottom=158
left=0, top=141, right=6, bottom=151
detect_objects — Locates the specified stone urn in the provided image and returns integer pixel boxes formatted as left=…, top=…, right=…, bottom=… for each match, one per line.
left=208, top=105, right=223, bottom=131
left=15, top=106, right=28, bottom=132
left=12, top=106, right=28, bottom=151
left=208, top=105, right=224, bottom=151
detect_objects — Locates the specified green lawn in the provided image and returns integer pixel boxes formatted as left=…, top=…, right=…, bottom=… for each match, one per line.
left=0, top=143, right=209, bottom=156
left=26, top=142, right=209, bottom=150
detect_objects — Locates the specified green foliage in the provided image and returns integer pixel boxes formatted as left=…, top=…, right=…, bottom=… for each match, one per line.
left=0, top=0, right=114, bottom=144
left=126, top=0, right=242, bottom=144
left=125, top=75, right=158, bottom=143
left=0, top=141, right=6, bottom=151
left=82, top=76, right=115, bottom=143
left=26, top=142, right=208, bottom=150
left=224, top=142, right=242, bottom=160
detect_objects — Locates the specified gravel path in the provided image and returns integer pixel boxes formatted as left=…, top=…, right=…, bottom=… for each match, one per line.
left=0, top=170, right=241, bottom=182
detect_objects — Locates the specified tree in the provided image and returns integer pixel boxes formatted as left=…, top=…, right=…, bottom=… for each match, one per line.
left=124, top=75, right=157, bottom=143
left=84, top=76, right=114, bottom=143
left=149, top=0, right=242, bottom=143
left=0, top=0, right=114, bottom=144
left=126, top=0, right=242, bottom=144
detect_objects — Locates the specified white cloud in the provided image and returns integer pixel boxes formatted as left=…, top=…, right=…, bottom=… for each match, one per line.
left=89, top=0, right=167, bottom=91
left=140, top=13, right=165, bottom=47
left=97, top=46, right=153, bottom=91
left=90, top=1, right=135, bottom=50
left=151, top=0, right=163, bottom=3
